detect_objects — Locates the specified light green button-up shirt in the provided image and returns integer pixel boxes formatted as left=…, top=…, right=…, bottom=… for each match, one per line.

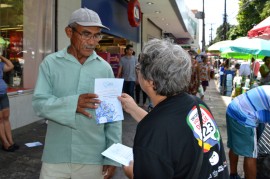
left=32, top=48, right=122, bottom=166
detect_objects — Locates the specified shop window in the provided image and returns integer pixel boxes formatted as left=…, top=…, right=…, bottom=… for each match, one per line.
left=0, top=0, right=55, bottom=93
left=97, top=35, right=127, bottom=77
left=0, top=0, right=23, bottom=92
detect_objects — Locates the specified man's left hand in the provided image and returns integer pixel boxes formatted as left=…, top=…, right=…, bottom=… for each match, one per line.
left=103, top=165, right=116, bottom=179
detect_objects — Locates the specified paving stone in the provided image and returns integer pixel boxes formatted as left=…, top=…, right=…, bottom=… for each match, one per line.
left=0, top=79, right=244, bottom=178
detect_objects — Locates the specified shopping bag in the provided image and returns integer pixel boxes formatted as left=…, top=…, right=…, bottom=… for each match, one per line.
left=258, top=123, right=270, bottom=154
left=257, top=123, right=270, bottom=179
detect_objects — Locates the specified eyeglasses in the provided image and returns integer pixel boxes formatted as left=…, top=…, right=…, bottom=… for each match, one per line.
left=70, top=27, right=103, bottom=41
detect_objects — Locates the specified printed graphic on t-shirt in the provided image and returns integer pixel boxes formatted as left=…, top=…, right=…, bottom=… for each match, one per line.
left=186, top=104, right=221, bottom=152
left=209, top=151, right=219, bottom=165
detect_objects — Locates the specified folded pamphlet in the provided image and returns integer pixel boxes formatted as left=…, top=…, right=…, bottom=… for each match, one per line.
left=101, top=143, right=133, bottom=166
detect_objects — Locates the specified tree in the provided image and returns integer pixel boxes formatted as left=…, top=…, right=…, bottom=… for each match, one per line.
left=260, top=1, right=270, bottom=19
left=227, top=25, right=242, bottom=40
left=237, top=0, right=269, bottom=36
left=211, top=23, right=233, bottom=44
left=211, top=0, right=270, bottom=45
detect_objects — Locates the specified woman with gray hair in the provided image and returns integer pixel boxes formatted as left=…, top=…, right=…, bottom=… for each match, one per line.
left=118, top=39, right=228, bottom=179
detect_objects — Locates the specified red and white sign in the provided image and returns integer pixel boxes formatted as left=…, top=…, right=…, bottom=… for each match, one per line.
left=127, top=0, right=142, bottom=27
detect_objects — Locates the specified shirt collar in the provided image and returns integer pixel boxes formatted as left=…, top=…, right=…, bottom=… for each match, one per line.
left=56, top=48, right=101, bottom=62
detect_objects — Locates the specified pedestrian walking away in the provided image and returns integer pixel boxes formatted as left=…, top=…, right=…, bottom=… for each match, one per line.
left=199, top=55, right=211, bottom=100
left=187, top=53, right=200, bottom=96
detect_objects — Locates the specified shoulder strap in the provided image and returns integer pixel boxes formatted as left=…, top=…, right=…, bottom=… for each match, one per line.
left=258, top=123, right=270, bottom=154
left=191, top=95, right=204, bottom=179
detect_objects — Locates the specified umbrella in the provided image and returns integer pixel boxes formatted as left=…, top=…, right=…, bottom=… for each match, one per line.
left=220, top=37, right=270, bottom=56
left=207, top=40, right=233, bottom=52
left=220, top=48, right=264, bottom=60
left=248, top=16, right=270, bottom=40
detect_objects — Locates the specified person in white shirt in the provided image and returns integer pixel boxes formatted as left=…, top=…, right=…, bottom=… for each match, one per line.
left=239, top=62, right=251, bottom=77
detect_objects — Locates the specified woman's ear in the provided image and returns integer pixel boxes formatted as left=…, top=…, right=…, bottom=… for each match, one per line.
left=148, top=80, right=154, bottom=86
left=65, top=26, right=72, bottom=38
left=147, top=80, right=156, bottom=90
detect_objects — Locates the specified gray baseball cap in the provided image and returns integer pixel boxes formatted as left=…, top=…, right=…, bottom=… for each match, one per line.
left=68, top=7, right=110, bottom=30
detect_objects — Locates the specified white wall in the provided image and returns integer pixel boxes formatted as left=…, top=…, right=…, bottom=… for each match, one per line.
left=142, top=16, right=162, bottom=47
left=9, top=0, right=55, bottom=130
left=57, top=0, right=81, bottom=50
left=9, top=92, right=42, bottom=130
left=23, top=0, right=55, bottom=89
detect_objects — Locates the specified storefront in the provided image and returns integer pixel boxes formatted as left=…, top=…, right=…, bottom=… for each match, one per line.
left=0, top=0, right=55, bottom=129
left=82, top=0, right=164, bottom=76
left=82, top=0, right=142, bottom=76
left=1, top=0, right=144, bottom=129
left=0, top=0, right=164, bottom=129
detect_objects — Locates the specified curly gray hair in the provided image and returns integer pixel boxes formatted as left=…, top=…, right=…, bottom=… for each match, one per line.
left=139, top=38, right=191, bottom=96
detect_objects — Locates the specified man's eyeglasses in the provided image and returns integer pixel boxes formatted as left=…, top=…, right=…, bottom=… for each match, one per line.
left=70, top=26, right=103, bottom=41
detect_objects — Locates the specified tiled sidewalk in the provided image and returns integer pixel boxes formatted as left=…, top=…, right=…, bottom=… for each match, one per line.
left=0, top=78, right=243, bottom=179
left=204, top=79, right=244, bottom=178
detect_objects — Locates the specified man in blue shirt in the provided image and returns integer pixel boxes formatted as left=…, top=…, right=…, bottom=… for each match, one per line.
left=117, top=45, right=138, bottom=98
left=226, top=85, right=270, bottom=179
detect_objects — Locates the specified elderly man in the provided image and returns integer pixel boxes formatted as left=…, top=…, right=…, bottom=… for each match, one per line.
left=118, top=39, right=229, bottom=179
left=226, top=85, right=270, bottom=179
left=32, top=8, right=122, bottom=179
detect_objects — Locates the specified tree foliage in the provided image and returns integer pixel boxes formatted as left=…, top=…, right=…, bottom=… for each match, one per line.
left=236, top=0, right=266, bottom=35
left=227, top=25, right=242, bottom=40
left=261, top=1, right=270, bottom=19
left=210, top=0, right=270, bottom=45
left=211, top=23, right=232, bottom=44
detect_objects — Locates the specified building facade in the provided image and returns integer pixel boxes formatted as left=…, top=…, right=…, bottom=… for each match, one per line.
left=0, top=0, right=198, bottom=129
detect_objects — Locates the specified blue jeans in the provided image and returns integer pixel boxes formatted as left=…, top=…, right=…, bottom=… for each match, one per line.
left=123, top=81, right=135, bottom=99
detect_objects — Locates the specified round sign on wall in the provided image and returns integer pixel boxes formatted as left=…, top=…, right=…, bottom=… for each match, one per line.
left=128, top=0, right=142, bottom=27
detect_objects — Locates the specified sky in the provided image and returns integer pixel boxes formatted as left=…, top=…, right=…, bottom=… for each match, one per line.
left=185, top=0, right=239, bottom=47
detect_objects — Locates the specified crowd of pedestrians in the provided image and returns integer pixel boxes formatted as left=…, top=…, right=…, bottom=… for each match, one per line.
left=215, top=56, right=270, bottom=179
left=1, top=7, right=270, bottom=179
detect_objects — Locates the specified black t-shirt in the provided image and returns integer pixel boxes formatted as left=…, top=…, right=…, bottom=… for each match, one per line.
left=133, top=93, right=229, bottom=179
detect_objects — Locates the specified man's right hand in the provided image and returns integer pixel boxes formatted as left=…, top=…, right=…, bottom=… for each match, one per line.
left=76, top=93, right=100, bottom=118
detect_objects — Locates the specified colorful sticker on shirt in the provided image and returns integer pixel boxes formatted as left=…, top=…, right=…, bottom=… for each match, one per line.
left=186, top=104, right=221, bottom=152
left=209, top=151, right=219, bottom=165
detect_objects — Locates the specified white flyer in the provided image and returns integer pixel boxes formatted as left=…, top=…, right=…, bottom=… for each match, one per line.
left=94, top=78, right=124, bottom=124
left=101, top=143, right=133, bottom=166
left=25, top=141, right=43, bottom=147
